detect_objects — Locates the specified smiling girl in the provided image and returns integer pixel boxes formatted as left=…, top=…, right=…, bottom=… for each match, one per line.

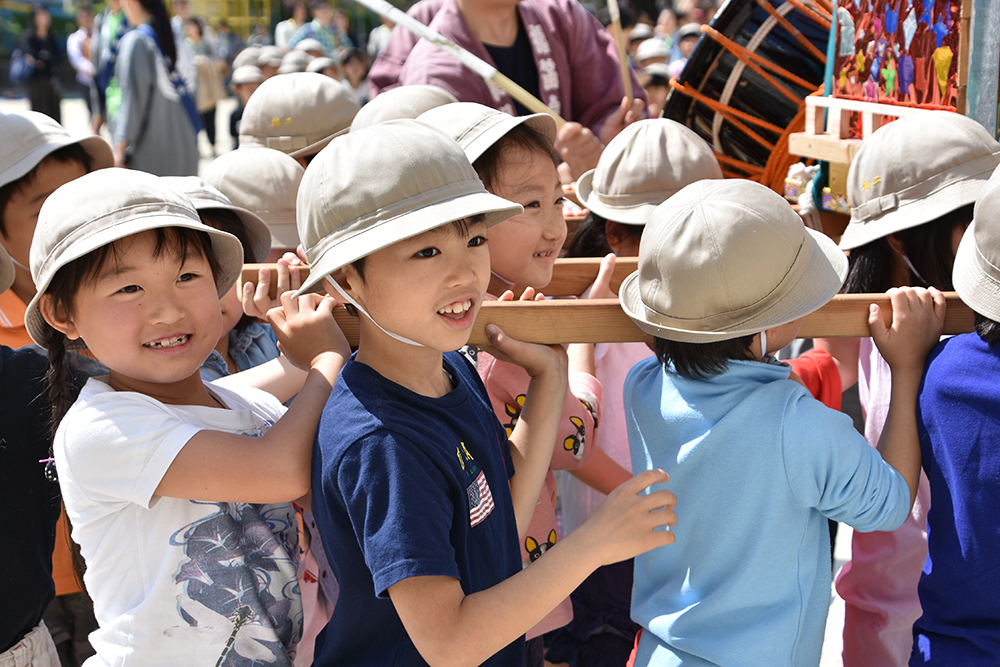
left=28, top=169, right=349, bottom=666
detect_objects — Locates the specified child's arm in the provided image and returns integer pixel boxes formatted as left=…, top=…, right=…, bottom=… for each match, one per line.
left=813, top=336, right=861, bottom=389
left=567, top=253, right=632, bottom=494
left=154, top=292, right=349, bottom=504
left=869, top=286, right=946, bottom=507
left=482, top=323, right=568, bottom=538
left=387, top=469, right=676, bottom=667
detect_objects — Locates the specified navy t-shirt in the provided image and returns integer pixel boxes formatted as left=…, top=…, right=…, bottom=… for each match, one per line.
left=912, top=333, right=1000, bottom=665
left=311, top=351, right=524, bottom=666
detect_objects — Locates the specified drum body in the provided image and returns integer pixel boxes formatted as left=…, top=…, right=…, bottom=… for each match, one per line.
left=663, top=0, right=829, bottom=176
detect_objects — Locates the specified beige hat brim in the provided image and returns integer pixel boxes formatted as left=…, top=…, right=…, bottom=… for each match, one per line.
left=186, top=196, right=273, bottom=263
left=839, top=163, right=995, bottom=250
left=26, top=212, right=244, bottom=349
left=289, top=127, right=350, bottom=159
left=620, top=227, right=848, bottom=342
left=458, top=112, right=558, bottom=164
left=575, top=168, right=664, bottom=225
left=295, top=190, right=522, bottom=297
left=0, top=247, right=13, bottom=294
left=0, top=133, right=113, bottom=189
left=953, top=219, right=1000, bottom=321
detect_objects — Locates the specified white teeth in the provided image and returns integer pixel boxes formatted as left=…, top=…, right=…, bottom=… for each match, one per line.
left=438, top=299, right=472, bottom=315
left=145, top=334, right=190, bottom=349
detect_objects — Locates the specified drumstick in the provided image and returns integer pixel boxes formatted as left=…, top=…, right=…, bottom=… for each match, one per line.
left=606, top=0, right=634, bottom=103
left=355, top=0, right=566, bottom=126
left=278, top=293, right=974, bottom=347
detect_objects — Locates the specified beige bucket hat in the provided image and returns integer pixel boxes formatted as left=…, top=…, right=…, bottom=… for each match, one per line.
left=576, top=118, right=722, bottom=225
left=0, top=110, right=113, bottom=189
left=350, top=84, right=458, bottom=131
left=26, top=169, right=244, bottom=349
left=202, top=148, right=305, bottom=251
left=954, top=164, right=1000, bottom=322
left=162, top=176, right=272, bottom=263
left=230, top=65, right=263, bottom=86
left=620, top=179, right=847, bottom=342
left=295, top=120, right=522, bottom=296
left=841, top=111, right=1000, bottom=250
left=416, top=102, right=557, bottom=163
left=239, top=72, right=360, bottom=158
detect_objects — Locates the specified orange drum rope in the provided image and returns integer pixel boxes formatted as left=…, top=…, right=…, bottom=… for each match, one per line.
left=700, top=26, right=805, bottom=102
left=669, top=80, right=780, bottom=148
left=701, top=25, right=815, bottom=91
left=759, top=97, right=809, bottom=193
left=811, top=0, right=833, bottom=15
left=752, top=0, right=827, bottom=63
left=784, top=0, right=832, bottom=29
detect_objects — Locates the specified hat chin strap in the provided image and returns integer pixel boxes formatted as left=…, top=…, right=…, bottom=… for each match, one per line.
left=6, top=252, right=28, bottom=273
left=325, top=277, right=426, bottom=348
left=759, top=330, right=767, bottom=362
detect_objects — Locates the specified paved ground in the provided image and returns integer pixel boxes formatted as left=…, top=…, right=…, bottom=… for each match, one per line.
left=1, top=94, right=854, bottom=667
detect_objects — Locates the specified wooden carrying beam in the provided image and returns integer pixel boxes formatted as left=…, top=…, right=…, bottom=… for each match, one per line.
left=322, top=293, right=972, bottom=347
left=241, top=258, right=640, bottom=300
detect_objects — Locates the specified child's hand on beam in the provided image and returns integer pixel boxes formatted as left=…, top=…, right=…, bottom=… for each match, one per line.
left=243, top=253, right=303, bottom=318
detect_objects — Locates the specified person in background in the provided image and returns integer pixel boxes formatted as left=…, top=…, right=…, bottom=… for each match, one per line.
left=287, top=1, right=352, bottom=55
left=369, top=0, right=645, bottom=181
left=67, top=5, right=96, bottom=120
left=667, top=22, right=700, bottom=78
left=89, top=0, right=127, bottom=134
left=247, top=22, right=272, bottom=46
left=186, top=17, right=226, bottom=157
left=228, top=65, right=263, bottom=148
left=367, top=15, right=393, bottom=59
left=19, top=5, right=63, bottom=123
left=634, top=37, right=669, bottom=69
left=637, top=63, right=669, bottom=118
left=340, top=47, right=370, bottom=106
left=306, top=55, right=340, bottom=78
left=276, top=0, right=308, bottom=50
left=214, top=19, right=244, bottom=68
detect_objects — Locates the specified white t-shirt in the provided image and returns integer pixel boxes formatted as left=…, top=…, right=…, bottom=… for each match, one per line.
left=55, top=377, right=301, bottom=667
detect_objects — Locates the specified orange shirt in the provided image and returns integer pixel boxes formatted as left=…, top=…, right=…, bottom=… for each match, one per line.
left=0, top=288, right=83, bottom=596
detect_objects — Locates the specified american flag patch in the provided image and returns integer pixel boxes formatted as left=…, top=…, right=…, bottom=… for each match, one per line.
left=467, top=470, right=495, bottom=527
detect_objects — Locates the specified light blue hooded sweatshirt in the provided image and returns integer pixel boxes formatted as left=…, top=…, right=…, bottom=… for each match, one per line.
left=625, top=357, right=910, bottom=667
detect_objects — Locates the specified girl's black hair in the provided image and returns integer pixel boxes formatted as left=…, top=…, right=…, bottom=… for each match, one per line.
left=472, top=124, right=558, bottom=193
left=0, top=143, right=95, bottom=237
left=975, top=312, right=1000, bottom=347
left=653, top=334, right=757, bottom=379
left=842, top=204, right=973, bottom=294
left=45, top=227, right=221, bottom=435
left=137, top=0, right=178, bottom=71
left=184, top=16, right=203, bottom=37
left=564, top=211, right=645, bottom=259
left=197, top=208, right=256, bottom=334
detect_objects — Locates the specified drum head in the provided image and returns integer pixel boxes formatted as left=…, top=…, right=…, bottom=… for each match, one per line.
left=663, top=0, right=828, bottom=172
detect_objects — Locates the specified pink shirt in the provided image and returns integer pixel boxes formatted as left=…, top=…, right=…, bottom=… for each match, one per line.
left=476, top=347, right=601, bottom=638
left=835, top=337, right=930, bottom=667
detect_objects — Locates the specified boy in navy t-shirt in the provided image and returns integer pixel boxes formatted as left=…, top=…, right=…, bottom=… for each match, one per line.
left=294, top=120, right=678, bottom=666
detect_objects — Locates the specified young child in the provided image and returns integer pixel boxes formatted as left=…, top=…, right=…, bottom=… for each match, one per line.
left=909, top=164, right=1000, bottom=665
left=415, top=102, right=623, bottom=661
left=553, top=117, right=722, bottom=667
left=296, top=120, right=677, bottom=666
left=29, top=168, right=350, bottom=664
left=0, top=109, right=112, bottom=663
left=228, top=65, right=263, bottom=149
left=621, top=178, right=945, bottom=667
left=339, top=47, right=370, bottom=106
left=832, top=111, right=1000, bottom=667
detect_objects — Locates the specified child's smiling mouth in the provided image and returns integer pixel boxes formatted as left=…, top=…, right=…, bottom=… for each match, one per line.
left=437, top=299, right=473, bottom=320
left=144, top=334, right=192, bottom=349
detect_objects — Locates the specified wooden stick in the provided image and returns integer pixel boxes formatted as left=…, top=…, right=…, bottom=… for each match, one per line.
left=241, top=258, right=641, bottom=300
left=606, top=0, right=633, bottom=104
left=354, top=0, right=565, bottom=126
left=321, top=293, right=972, bottom=347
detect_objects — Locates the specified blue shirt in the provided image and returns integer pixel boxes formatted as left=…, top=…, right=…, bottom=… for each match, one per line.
left=311, top=351, right=524, bottom=666
left=625, top=357, right=910, bottom=667
left=200, top=321, right=280, bottom=382
left=911, top=333, right=1000, bottom=665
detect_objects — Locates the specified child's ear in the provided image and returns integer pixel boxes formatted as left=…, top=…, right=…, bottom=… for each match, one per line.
left=38, top=294, right=82, bottom=341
